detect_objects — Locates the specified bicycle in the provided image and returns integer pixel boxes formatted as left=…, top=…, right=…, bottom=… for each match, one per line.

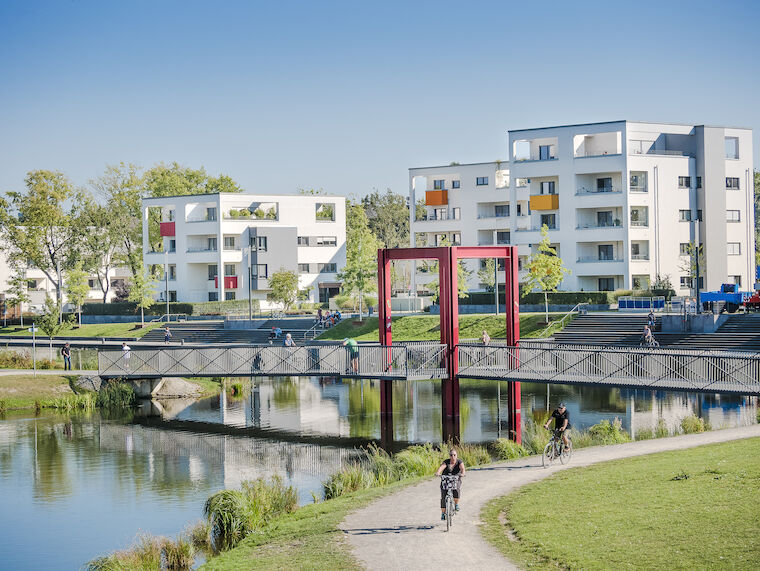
left=440, top=474, right=459, bottom=531
left=542, top=428, right=572, bottom=468
left=639, top=338, right=660, bottom=348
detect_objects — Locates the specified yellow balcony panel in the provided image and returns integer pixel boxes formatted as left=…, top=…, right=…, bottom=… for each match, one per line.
left=425, top=190, right=448, bottom=206
left=529, top=194, right=559, bottom=210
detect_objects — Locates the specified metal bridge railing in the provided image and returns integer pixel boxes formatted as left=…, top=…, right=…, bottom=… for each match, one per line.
left=98, top=343, right=447, bottom=380
left=457, top=342, right=760, bottom=395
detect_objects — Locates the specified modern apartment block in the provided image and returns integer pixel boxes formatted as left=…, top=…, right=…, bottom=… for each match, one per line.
left=142, top=193, right=346, bottom=305
left=410, top=121, right=754, bottom=295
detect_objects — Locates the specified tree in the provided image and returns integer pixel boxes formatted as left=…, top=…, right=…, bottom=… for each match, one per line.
left=0, top=171, right=85, bottom=321
left=127, top=267, right=156, bottom=327
left=339, top=201, right=383, bottom=320
left=478, top=258, right=496, bottom=293
left=677, top=241, right=705, bottom=293
left=522, top=225, right=571, bottom=323
left=65, top=263, right=89, bottom=326
left=268, top=269, right=299, bottom=311
left=37, top=297, right=73, bottom=361
left=4, top=272, right=31, bottom=327
left=142, top=162, right=243, bottom=197
left=361, top=189, right=410, bottom=248
left=754, top=170, right=760, bottom=266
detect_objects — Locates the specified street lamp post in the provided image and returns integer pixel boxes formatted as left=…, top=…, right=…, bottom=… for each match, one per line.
left=245, top=245, right=253, bottom=323
left=165, top=250, right=169, bottom=320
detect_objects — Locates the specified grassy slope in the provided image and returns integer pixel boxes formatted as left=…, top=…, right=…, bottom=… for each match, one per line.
left=317, top=313, right=572, bottom=342
left=0, top=374, right=78, bottom=409
left=0, top=322, right=161, bottom=338
left=200, top=477, right=423, bottom=571
left=482, top=438, right=760, bottom=570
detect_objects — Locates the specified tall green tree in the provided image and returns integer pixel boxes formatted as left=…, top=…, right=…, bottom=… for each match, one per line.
left=361, top=189, right=410, bottom=248
left=478, top=258, right=496, bottom=292
left=0, top=171, right=85, bottom=319
left=339, top=202, right=383, bottom=320
left=37, top=297, right=73, bottom=361
left=421, top=237, right=472, bottom=301
left=65, top=263, right=90, bottom=326
left=4, top=272, right=31, bottom=326
left=677, top=241, right=705, bottom=294
left=142, top=162, right=243, bottom=197
left=267, top=269, right=299, bottom=311
left=127, top=267, right=156, bottom=327
left=523, top=225, right=571, bottom=323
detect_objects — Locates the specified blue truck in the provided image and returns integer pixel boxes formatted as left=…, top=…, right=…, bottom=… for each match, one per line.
left=700, top=283, right=753, bottom=313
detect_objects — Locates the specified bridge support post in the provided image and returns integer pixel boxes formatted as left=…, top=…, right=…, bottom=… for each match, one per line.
left=377, top=251, right=394, bottom=442
left=505, top=249, right=522, bottom=444
left=440, top=247, right=460, bottom=442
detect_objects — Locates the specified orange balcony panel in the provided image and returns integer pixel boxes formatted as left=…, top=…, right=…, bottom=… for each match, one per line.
left=159, top=222, right=176, bottom=236
left=529, top=194, right=559, bottom=210
left=425, top=190, right=448, bottom=206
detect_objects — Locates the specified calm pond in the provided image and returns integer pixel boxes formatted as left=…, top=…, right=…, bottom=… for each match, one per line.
left=1, top=377, right=757, bottom=570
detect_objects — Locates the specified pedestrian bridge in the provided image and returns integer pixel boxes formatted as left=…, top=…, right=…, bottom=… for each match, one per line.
left=97, top=342, right=760, bottom=395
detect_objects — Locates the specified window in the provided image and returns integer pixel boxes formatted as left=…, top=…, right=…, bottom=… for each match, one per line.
left=631, top=243, right=640, bottom=256
left=207, top=237, right=217, bottom=251
left=680, top=276, right=693, bottom=289
left=632, top=275, right=649, bottom=290
left=452, top=180, right=460, bottom=189
left=168, top=209, right=175, bottom=222
left=208, top=265, right=218, bottom=280
left=515, top=178, right=528, bottom=188
left=598, top=244, right=614, bottom=261
left=434, top=233, right=446, bottom=246
left=168, top=265, right=176, bottom=280
left=679, top=210, right=692, bottom=222
left=318, top=263, right=337, bottom=273
left=596, top=178, right=612, bottom=192
left=169, top=291, right=177, bottom=302
left=731, top=275, right=742, bottom=287
left=208, top=292, right=218, bottom=301
left=630, top=207, right=648, bottom=226
left=433, top=208, right=447, bottom=220
left=452, top=233, right=461, bottom=245
left=452, top=207, right=461, bottom=220
left=678, top=176, right=690, bottom=189
left=298, top=263, right=310, bottom=273
left=26, top=279, right=37, bottom=290
left=727, top=210, right=741, bottom=222
left=206, top=207, right=217, bottom=221
left=315, top=236, right=337, bottom=246
left=598, top=278, right=615, bottom=291
left=726, top=177, right=740, bottom=189
left=496, top=231, right=510, bottom=245
left=297, top=236, right=309, bottom=246
left=495, top=204, right=510, bottom=217
left=255, top=236, right=268, bottom=251
left=316, top=203, right=335, bottom=221
left=225, top=292, right=235, bottom=301
left=88, top=278, right=97, bottom=289
left=725, top=136, right=739, bottom=159
left=433, top=179, right=445, bottom=190
left=540, top=181, right=556, bottom=195
left=540, top=214, right=556, bottom=229
left=224, top=264, right=236, bottom=276
left=516, top=204, right=522, bottom=216
left=696, top=176, right=702, bottom=189
left=252, top=264, right=268, bottom=278
left=223, top=236, right=236, bottom=250
left=597, top=211, right=613, bottom=227
left=539, top=145, right=552, bottom=160
left=476, top=177, right=488, bottom=186
left=168, top=239, right=176, bottom=253
left=727, top=243, right=741, bottom=255
left=679, top=243, right=690, bottom=255
left=110, top=278, right=125, bottom=289
left=630, top=172, right=647, bottom=191
left=697, top=209, right=703, bottom=221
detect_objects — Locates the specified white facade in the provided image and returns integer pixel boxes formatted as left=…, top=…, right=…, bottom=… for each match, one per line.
left=410, top=121, right=754, bottom=295
left=142, top=193, right=346, bottom=304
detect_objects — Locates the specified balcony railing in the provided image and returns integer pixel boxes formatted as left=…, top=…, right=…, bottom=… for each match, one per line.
left=574, top=150, right=621, bottom=158
left=477, top=213, right=510, bottom=219
left=630, top=220, right=649, bottom=227
left=576, top=222, right=622, bottom=229
left=515, top=224, right=558, bottom=232
left=577, top=257, right=624, bottom=263
left=416, top=213, right=455, bottom=221
left=630, top=185, right=648, bottom=193
left=631, top=254, right=650, bottom=261
left=576, top=187, right=622, bottom=195
left=187, top=247, right=218, bottom=253
left=186, top=216, right=217, bottom=223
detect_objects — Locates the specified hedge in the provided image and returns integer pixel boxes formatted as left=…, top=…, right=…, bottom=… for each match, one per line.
left=81, top=302, right=194, bottom=316
left=457, top=289, right=672, bottom=306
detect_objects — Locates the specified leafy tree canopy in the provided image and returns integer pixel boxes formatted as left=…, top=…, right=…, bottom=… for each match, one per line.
left=268, top=269, right=299, bottom=311
left=143, top=162, right=243, bottom=197
left=361, top=189, right=410, bottom=248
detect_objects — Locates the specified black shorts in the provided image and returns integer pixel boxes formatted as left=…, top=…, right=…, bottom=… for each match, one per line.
left=440, top=487, right=460, bottom=507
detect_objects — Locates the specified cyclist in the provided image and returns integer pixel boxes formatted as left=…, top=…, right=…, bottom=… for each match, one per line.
left=544, top=402, right=571, bottom=451
left=640, top=325, right=654, bottom=346
left=435, top=448, right=465, bottom=520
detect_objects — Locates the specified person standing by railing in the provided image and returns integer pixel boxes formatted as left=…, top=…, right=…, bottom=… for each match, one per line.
left=61, top=342, right=71, bottom=371
left=343, top=338, right=359, bottom=373
left=164, top=326, right=172, bottom=345
left=480, top=330, right=491, bottom=346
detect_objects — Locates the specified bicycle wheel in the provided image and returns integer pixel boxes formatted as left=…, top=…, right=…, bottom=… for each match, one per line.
left=446, top=494, right=453, bottom=531
left=560, top=440, right=573, bottom=464
left=542, top=442, right=554, bottom=468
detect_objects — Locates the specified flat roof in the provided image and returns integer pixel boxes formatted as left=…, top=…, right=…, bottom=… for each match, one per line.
left=508, top=120, right=752, bottom=133
left=142, top=191, right=345, bottom=202
left=408, top=160, right=507, bottom=172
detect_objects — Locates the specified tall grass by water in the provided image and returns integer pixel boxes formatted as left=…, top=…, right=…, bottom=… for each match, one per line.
left=95, top=381, right=137, bottom=410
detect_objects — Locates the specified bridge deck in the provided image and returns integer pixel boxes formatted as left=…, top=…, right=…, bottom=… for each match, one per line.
left=97, top=342, right=760, bottom=396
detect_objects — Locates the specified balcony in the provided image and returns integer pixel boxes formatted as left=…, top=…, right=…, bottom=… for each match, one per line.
left=187, top=246, right=217, bottom=253
left=159, top=222, right=175, bottom=237
left=529, top=195, right=559, bottom=210
left=631, top=254, right=650, bottom=261
left=577, top=257, right=624, bottom=263
left=425, top=190, right=448, bottom=206
left=576, top=186, right=622, bottom=195
left=576, top=222, right=622, bottom=230
left=214, top=276, right=239, bottom=289
left=630, top=185, right=648, bottom=193
left=417, top=212, right=454, bottom=221
left=477, top=213, right=510, bottom=220
left=515, top=224, right=558, bottom=232
left=630, top=220, right=649, bottom=228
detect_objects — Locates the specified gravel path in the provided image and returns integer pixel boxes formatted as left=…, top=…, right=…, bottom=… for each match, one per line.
left=340, top=424, right=760, bottom=570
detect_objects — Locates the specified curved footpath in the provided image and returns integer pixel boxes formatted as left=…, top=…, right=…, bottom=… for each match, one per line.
left=340, top=424, right=760, bottom=570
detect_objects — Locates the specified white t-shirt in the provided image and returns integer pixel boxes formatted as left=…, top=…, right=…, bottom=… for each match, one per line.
left=122, top=345, right=131, bottom=359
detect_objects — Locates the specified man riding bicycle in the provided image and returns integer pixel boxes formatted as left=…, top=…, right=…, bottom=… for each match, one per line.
left=640, top=325, right=655, bottom=346
left=436, top=448, right=465, bottom=519
left=544, top=402, right=571, bottom=451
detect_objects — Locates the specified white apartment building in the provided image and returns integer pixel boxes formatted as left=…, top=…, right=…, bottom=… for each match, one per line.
left=142, top=193, right=346, bottom=305
left=410, top=121, right=754, bottom=295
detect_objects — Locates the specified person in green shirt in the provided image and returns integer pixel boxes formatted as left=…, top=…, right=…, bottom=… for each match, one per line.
left=343, top=338, right=359, bottom=373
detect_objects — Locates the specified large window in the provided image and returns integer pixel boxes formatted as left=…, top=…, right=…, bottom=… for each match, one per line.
left=452, top=207, right=461, bottom=219
left=318, top=263, right=337, bottom=273
left=630, top=207, right=648, bottom=226
left=598, top=277, right=615, bottom=291
left=725, top=136, right=739, bottom=159
left=496, top=231, right=510, bottom=245
left=252, top=264, right=268, bottom=278
left=598, top=244, right=614, bottom=261
left=298, top=263, right=310, bottom=273
left=168, top=265, right=176, bottom=280
left=539, top=145, right=552, bottom=160
left=168, top=291, right=177, bottom=302
left=297, top=236, right=309, bottom=246
left=208, top=292, right=218, bottom=301
left=540, top=181, right=556, bottom=195
left=315, top=236, right=337, bottom=246
left=726, top=177, right=740, bottom=189
left=630, top=172, right=647, bottom=192
left=679, top=243, right=690, bottom=255
left=452, top=180, right=460, bottom=189
left=540, top=214, right=556, bottom=229
left=678, top=176, right=691, bottom=189
left=224, top=264, right=236, bottom=276
left=727, top=243, right=741, bottom=255
left=208, top=265, right=218, bottom=280
left=495, top=204, right=509, bottom=217
left=727, top=210, right=741, bottom=222
left=476, top=177, right=488, bottom=186
left=223, top=236, right=236, bottom=250
left=168, top=239, right=176, bottom=253
left=596, top=178, right=612, bottom=192
left=597, top=211, right=613, bottom=227
left=207, top=237, right=217, bottom=251
left=316, top=203, right=335, bottom=221
left=256, top=236, right=268, bottom=251
left=206, top=207, right=217, bottom=221
left=451, top=233, right=461, bottom=245
left=680, top=276, right=693, bottom=289
left=433, top=179, right=445, bottom=190
left=225, top=292, right=235, bottom=300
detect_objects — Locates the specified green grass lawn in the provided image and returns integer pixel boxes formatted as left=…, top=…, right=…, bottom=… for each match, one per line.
left=317, top=313, right=572, bottom=342
left=200, top=477, right=423, bottom=570
left=0, top=322, right=161, bottom=338
left=482, top=437, right=760, bottom=570
left=0, top=374, right=78, bottom=409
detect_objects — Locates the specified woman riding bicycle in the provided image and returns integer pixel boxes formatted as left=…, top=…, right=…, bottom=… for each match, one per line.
left=436, top=448, right=465, bottom=520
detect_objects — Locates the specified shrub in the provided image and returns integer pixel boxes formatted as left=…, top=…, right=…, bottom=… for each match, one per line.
left=490, top=438, right=530, bottom=460
left=0, top=348, right=34, bottom=368
left=322, top=463, right=376, bottom=500
left=522, top=417, right=551, bottom=455
left=187, top=521, right=212, bottom=555
left=86, top=533, right=163, bottom=570
left=162, top=535, right=194, bottom=570
left=680, top=414, right=710, bottom=434
left=635, top=428, right=655, bottom=441
left=655, top=418, right=670, bottom=438
left=585, top=418, right=631, bottom=446
left=96, top=382, right=137, bottom=410
left=394, top=443, right=446, bottom=477
left=457, top=443, right=491, bottom=467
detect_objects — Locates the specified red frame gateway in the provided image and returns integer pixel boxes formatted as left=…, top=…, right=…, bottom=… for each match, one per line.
left=377, top=246, right=522, bottom=443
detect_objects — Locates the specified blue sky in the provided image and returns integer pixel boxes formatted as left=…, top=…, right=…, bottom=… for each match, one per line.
left=1, top=0, right=758, bottom=199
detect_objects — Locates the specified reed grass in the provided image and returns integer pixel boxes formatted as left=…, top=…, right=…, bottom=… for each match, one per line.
left=162, top=535, right=194, bottom=570
left=490, top=438, right=530, bottom=460
left=680, top=414, right=710, bottom=434
left=96, top=381, right=137, bottom=410
left=86, top=533, right=163, bottom=570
